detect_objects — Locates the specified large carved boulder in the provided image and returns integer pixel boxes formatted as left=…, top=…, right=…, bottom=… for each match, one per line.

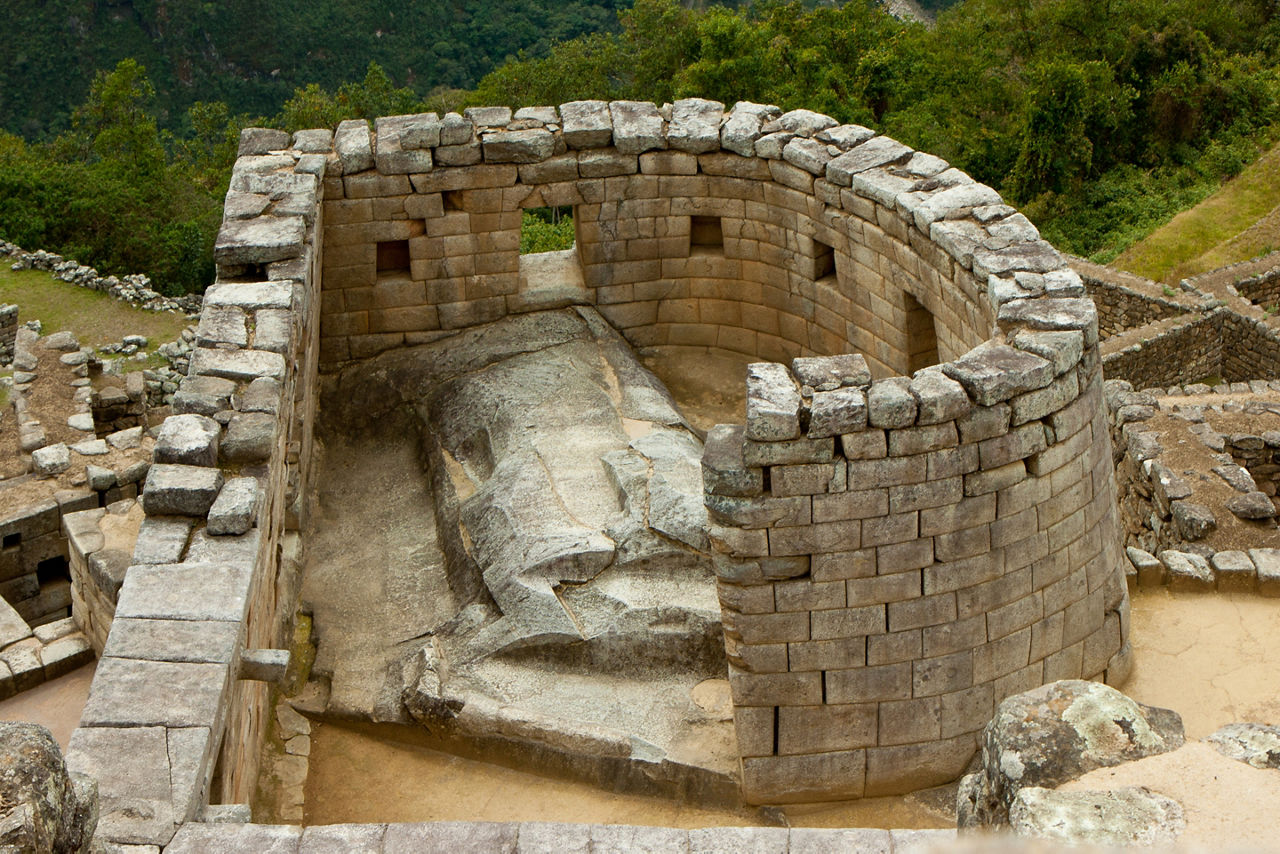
left=958, top=680, right=1184, bottom=828
left=0, top=722, right=97, bottom=853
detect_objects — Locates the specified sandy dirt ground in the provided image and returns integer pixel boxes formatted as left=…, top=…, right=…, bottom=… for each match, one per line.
left=0, top=662, right=95, bottom=749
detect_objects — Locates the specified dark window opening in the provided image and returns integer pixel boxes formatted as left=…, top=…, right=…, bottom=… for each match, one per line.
left=443, top=190, right=465, bottom=212
left=690, top=216, right=724, bottom=254
left=376, top=240, right=411, bottom=276
left=36, top=556, right=69, bottom=587
left=521, top=206, right=576, bottom=255
left=905, top=292, right=940, bottom=373
left=813, top=239, right=836, bottom=281
left=2, top=533, right=19, bottom=550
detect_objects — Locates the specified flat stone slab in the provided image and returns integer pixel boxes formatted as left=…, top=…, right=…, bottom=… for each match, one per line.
left=133, top=516, right=195, bottom=564
left=65, top=725, right=175, bottom=846
left=103, top=618, right=240, bottom=664
left=80, top=657, right=229, bottom=727
left=142, top=464, right=224, bottom=517
left=114, top=561, right=253, bottom=623
left=207, top=477, right=260, bottom=536
left=214, top=216, right=306, bottom=265
left=167, top=823, right=302, bottom=854
left=155, top=414, right=221, bottom=468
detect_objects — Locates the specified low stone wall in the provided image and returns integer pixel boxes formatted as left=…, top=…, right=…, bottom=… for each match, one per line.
left=64, top=127, right=322, bottom=848
left=1068, top=256, right=1202, bottom=339
left=0, top=304, right=17, bottom=365
left=1101, top=312, right=1223, bottom=390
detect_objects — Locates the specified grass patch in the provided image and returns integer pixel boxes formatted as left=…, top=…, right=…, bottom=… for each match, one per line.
left=1114, top=136, right=1280, bottom=282
left=0, top=265, right=189, bottom=349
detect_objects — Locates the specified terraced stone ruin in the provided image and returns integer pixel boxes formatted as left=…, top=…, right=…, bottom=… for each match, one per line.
left=0, top=99, right=1277, bottom=851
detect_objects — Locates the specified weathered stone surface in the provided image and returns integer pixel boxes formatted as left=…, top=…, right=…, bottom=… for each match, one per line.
left=773, top=108, right=838, bottom=137
left=189, top=347, right=287, bottom=381
left=239, top=648, right=290, bottom=682
left=214, top=216, right=305, bottom=265
left=132, top=516, right=195, bottom=564
left=114, top=561, right=252, bottom=623
left=957, top=680, right=1184, bottom=828
left=382, top=821, right=516, bottom=852
left=80, top=657, right=228, bottom=727
left=1205, top=722, right=1280, bottom=770
left=482, top=129, right=556, bottom=163
left=944, top=341, right=1055, bottom=406
left=1249, top=548, right=1280, bottom=596
left=559, top=101, right=612, bottom=149
left=1169, top=502, right=1216, bottom=541
left=782, top=137, right=832, bottom=175
left=221, top=413, right=277, bottom=463
left=745, top=363, right=801, bottom=441
left=609, top=101, right=665, bottom=154
left=292, top=128, right=333, bottom=152
left=208, top=477, right=260, bottom=536
left=702, top=425, right=763, bottom=497
left=808, top=388, right=867, bottom=439
left=1009, top=786, right=1185, bottom=847
left=237, top=128, right=289, bottom=157
left=721, top=102, right=781, bottom=157
left=103, top=618, right=239, bottom=664
left=910, top=370, right=970, bottom=425
left=166, top=823, right=302, bottom=854
left=31, top=443, right=70, bottom=477
left=299, top=823, right=386, bottom=853
left=154, top=414, right=221, bottom=468
left=141, top=464, right=225, bottom=517
left=1226, top=491, right=1276, bottom=520
left=0, top=722, right=97, bottom=854
left=668, top=98, right=723, bottom=154
left=463, top=106, right=512, bottom=127
left=867, top=378, right=917, bottom=428
left=335, top=119, right=374, bottom=173
left=173, top=376, right=237, bottom=417
left=826, top=136, right=911, bottom=185
left=792, top=354, right=871, bottom=391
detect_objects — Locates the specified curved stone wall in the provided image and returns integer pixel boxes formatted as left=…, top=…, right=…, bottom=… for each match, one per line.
left=315, top=101, right=1130, bottom=804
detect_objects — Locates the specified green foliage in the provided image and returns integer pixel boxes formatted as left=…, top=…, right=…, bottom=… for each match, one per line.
left=521, top=209, right=577, bottom=254
left=0, top=61, right=221, bottom=295
left=276, top=63, right=429, bottom=132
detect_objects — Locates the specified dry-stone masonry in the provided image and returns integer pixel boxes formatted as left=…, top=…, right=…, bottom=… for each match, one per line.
left=61, top=100, right=1133, bottom=848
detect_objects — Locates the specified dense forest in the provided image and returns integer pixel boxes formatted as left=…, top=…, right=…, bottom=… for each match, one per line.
left=0, top=0, right=1276, bottom=295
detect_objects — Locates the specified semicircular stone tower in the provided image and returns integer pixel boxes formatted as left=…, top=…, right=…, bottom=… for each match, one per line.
left=315, top=99, right=1130, bottom=804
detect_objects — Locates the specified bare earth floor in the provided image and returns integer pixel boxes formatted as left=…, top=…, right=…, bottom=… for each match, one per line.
left=0, top=662, right=95, bottom=749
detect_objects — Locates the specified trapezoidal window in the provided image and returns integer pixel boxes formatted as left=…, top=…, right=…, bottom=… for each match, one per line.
left=813, top=239, right=836, bottom=283
left=905, top=292, right=940, bottom=373
left=376, top=240, right=411, bottom=278
left=521, top=206, right=576, bottom=255
left=690, top=216, right=724, bottom=256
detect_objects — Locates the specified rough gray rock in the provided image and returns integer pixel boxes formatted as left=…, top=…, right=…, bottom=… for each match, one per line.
left=155, top=414, right=222, bottom=468
left=867, top=377, right=917, bottom=428
left=207, top=477, right=260, bottom=536
left=1205, top=723, right=1280, bottom=770
left=745, top=363, right=801, bottom=441
left=957, top=680, right=1185, bottom=828
left=31, top=444, right=70, bottom=477
left=559, top=101, right=613, bottom=149
left=944, top=341, right=1054, bottom=405
left=1170, top=500, right=1217, bottom=540
left=791, top=354, right=871, bottom=391
left=0, top=722, right=97, bottom=853
left=141, top=464, right=225, bottom=517
left=667, top=98, right=724, bottom=154
left=1160, top=550, right=1214, bottom=591
left=1226, top=491, right=1276, bottom=520
left=482, top=129, right=556, bottom=163
left=1008, top=786, right=1185, bottom=847
left=335, top=119, right=374, bottom=173
left=721, top=102, right=780, bottom=157
left=220, top=413, right=277, bottom=464
left=213, top=216, right=305, bottom=265
left=609, top=101, right=665, bottom=154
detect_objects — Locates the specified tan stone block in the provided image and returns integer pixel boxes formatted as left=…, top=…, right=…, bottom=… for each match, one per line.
left=863, top=734, right=977, bottom=796
left=912, top=650, right=973, bottom=698
left=774, top=578, right=845, bottom=612
left=919, top=495, right=995, bottom=537
left=921, top=614, right=987, bottom=658
left=991, top=506, right=1038, bottom=548
left=846, top=572, right=921, bottom=607
left=867, top=629, right=921, bottom=666
left=728, top=668, right=822, bottom=706
left=325, top=198, right=373, bottom=225
left=324, top=242, right=376, bottom=268
left=934, top=524, right=990, bottom=562
left=841, top=430, right=888, bottom=461
left=957, top=567, right=1032, bottom=619
left=1029, top=610, right=1065, bottom=662
left=730, top=641, right=790, bottom=674
left=322, top=264, right=375, bottom=290
left=810, top=604, right=885, bottom=641
left=811, top=549, right=877, bottom=583
left=666, top=323, right=717, bottom=348
left=986, top=592, right=1043, bottom=640
left=1043, top=640, right=1084, bottom=682
left=787, top=636, right=866, bottom=672
left=726, top=611, right=810, bottom=645
left=994, top=660, right=1044, bottom=700
left=861, top=512, right=919, bottom=548
left=320, top=288, right=344, bottom=316
left=716, top=580, right=775, bottom=615
left=437, top=296, right=505, bottom=329
left=1006, top=531, right=1050, bottom=572
left=372, top=195, right=407, bottom=219
left=939, top=684, right=994, bottom=738
left=964, top=461, right=1027, bottom=497
left=321, top=311, right=368, bottom=337
left=423, top=278, right=465, bottom=304
left=826, top=662, right=910, bottom=704
left=972, top=627, right=1031, bottom=683
left=769, top=519, right=861, bottom=557
left=773, top=462, right=846, bottom=498
left=343, top=173, right=411, bottom=199
left=319, top=336, right=349, bottom=364
left=733, top=706, right=775, bottom=757
left=888, top=592, right=956, bottom=633
left=742, top=750, right=865, bottom=804
left=888, top=478, right=963, bottom=514
left=410, top=165, right=518, bottom=192
left=878, top=696, right=941, bottom=745
left=810, top=489, right=889, bottom=524
left=778, top=704, right=877, bottom=755
left=1082, top=610, right=1121, bottom=677
left=369, top=305, right=440, bottom=334
left=405, top=193, right=445, bottom=219
left=876, top=539, right=933, bottom=575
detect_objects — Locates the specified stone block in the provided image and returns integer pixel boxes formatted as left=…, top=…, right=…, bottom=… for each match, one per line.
left=81, top=657, right=228, bottom=728
left=166, top=824, right=302, bottom=854
left=220, top=413, right=277, bottom=464
left=944, top=341, right=1055, bottom=405
left=214, top=216, right=305, bottom=265
left=114, top=561, right=253, bottom=623
left=239, top=648, right=290, bottom=682
left=745, top=362, right=801, bottom=441
left=741, top=752, right=865, bottom=804
left=133, top=517, right=195, bottom=565
left=207, top=477, right=260, bottom=536
left=609, top=101, right=665, bottom=154
left=141, top=465, right=224, bottom=517
left=103, top=618, right=240, bottom=664
left=1211, top=550, right=1255, bottom=592
left=1160, top=550, right=1214, bottom=592
left=31, top=444, right=70, bottom=477
left=668, top=98, right=724, bottom=153
left=778, top=704, right=876, bottom=754
left=867, top=378, right=917, bottom=428
left=154, top=414, right=221, bottom=468
left=1249, top=548, right=1280, bottom=596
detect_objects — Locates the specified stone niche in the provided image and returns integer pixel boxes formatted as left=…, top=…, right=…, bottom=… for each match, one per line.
left=316, top=100, right=1130, bottom=804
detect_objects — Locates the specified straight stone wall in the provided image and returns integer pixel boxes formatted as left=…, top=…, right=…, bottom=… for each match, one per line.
left=1068, top=256, right=1201, bottom=339
left=63, top=127, right=323, bottom=848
